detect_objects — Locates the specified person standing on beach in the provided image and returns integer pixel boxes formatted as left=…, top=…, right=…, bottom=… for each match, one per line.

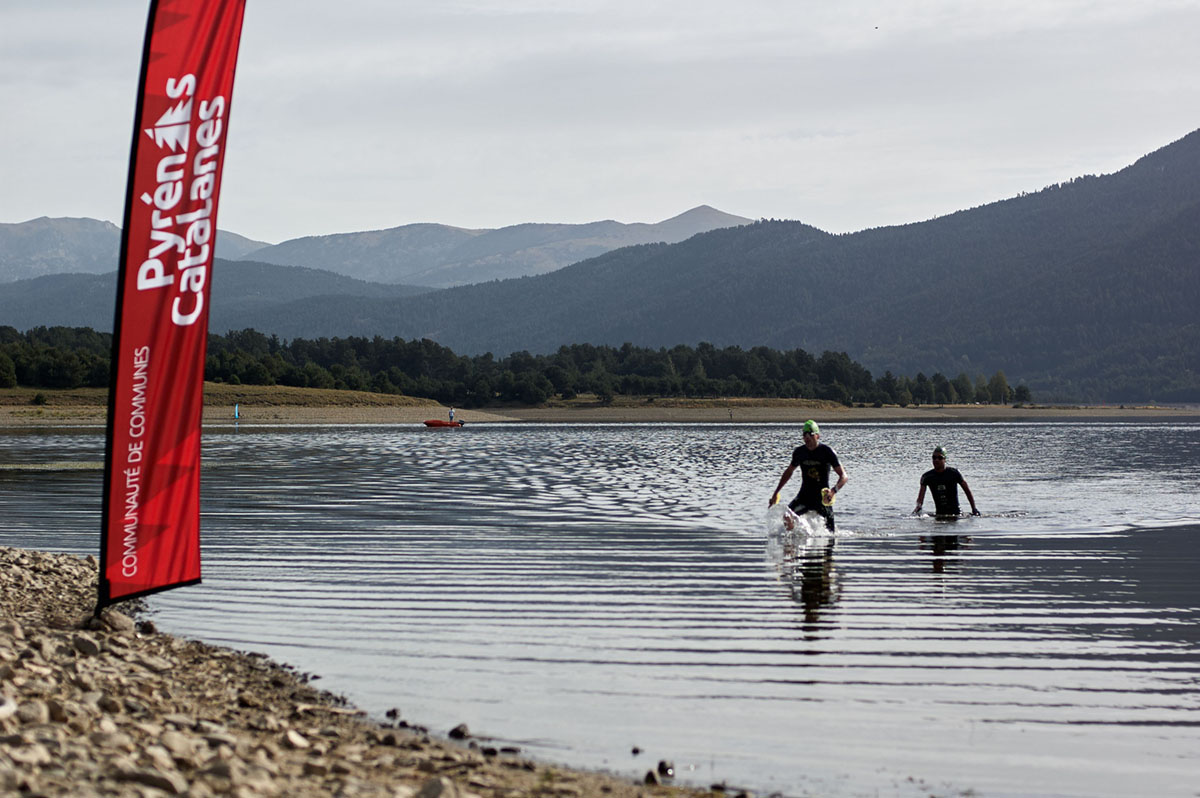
left=913, top=446, right=980, bottom=516
left=449, top=407, right=455, bottom=423
left=770, top=420, right=848, bottom=532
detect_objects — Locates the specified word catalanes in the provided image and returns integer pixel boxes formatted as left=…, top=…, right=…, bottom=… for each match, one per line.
left=135, top=73, right=229, bottom=326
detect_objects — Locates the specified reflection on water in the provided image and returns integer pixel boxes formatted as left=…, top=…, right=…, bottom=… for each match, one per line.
left=924, top=533, right=971, bottom=573
left=1, top=422, right=1199, bottom=797
left=773, top=535, right=839, bottom=632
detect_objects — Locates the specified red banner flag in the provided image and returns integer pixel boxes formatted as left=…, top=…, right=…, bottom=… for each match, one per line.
left=99, top=0, right=247, bottom=608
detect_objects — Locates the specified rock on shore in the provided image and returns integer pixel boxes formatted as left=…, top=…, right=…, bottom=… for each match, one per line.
left=0, top=547, right=713, bottom=798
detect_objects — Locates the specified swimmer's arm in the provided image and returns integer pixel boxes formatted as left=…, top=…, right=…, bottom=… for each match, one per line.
left=913, top=483, right=927, bottom=514
left=961, top=479, right=980, bottom=515
left=831, top=464, right=847, bottom=494
left=771, top=464, right=797, bottom=506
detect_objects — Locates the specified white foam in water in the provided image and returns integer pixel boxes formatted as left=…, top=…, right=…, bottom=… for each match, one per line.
left=766, top=503, right=893, bottom=542
left=764, top=501, right=794, bottom=536
left=765, top=502, right=827, bottom=536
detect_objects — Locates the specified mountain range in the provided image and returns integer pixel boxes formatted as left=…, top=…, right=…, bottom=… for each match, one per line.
left=0, top=217, right=268, bottom=283
left=0, top=205, right=750, bottom=288
left=0, top=262, right=429, bottom=334
left=238, top=205, right=752, bottom=286
left=2, top=132, right=1198, bottom=402
left=210, top=131, right=1199, bottom=401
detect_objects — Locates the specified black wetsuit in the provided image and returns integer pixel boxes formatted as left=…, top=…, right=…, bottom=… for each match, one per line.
left=788, top=443, right=840, bottom=531
left=921, top=466, right=965, bottom=515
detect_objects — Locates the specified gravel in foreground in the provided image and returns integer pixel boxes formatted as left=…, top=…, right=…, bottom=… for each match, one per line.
left=0, top=547, right=723, bottom=798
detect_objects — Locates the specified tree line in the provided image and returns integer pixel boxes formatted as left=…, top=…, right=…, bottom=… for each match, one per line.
left=0, top=325, right=1031, bottom=407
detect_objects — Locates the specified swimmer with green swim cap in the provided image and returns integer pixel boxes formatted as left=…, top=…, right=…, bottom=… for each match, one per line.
left=914, top=445, right=980, bottom=516
left=769, top=419, right=848, bottom=531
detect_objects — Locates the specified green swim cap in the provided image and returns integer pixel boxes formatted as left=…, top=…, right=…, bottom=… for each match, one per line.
left=933, top=446, right=947, bottom=458
left=803, top=420, right=820, bottom=434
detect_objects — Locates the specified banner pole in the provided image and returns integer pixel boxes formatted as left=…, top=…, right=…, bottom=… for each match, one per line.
left=98, top=0, right=247, bottom=611
left=98, top=0, right=162, bottom=615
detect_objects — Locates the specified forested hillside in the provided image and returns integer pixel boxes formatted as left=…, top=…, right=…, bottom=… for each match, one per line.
left=0, top=326, right=1026, bottom=408
left=241, top=130, right=1200, bottom=402
left=4, top=133, right=1197, bottom=402
left=0, top=261, right=431, bottom=331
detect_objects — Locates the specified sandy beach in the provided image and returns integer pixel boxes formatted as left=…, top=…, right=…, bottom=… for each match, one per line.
left=1, top=386, right=1197, bottom=427
left=493, top=398, right=1200, bottom=424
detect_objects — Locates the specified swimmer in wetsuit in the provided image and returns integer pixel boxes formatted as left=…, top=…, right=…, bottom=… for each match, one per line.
left=913, top=446, right=980, bottom=517
left=770, top=420, right=848, bottom=531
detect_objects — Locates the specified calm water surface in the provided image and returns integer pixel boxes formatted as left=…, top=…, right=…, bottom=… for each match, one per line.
left=1, top=422, right=1199, bottom=798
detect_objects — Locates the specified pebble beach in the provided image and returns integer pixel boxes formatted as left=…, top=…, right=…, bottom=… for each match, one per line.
left=0, top=547, right=710, bottom=798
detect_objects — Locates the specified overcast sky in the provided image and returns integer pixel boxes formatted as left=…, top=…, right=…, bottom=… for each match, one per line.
left=3, top=0, right=1198, bottom=244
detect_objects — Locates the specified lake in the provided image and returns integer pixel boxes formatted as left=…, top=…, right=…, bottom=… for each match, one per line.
left=1, top=421, right=1198, bottom=797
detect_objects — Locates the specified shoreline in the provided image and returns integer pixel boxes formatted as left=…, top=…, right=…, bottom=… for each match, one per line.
left=2, top=403, right=1198, bottom=428
left=2, top=386, right=1198, bottom=427
left=492, top=401, right=1200, bottom=424
left=0, top=546, right=713, bottom=797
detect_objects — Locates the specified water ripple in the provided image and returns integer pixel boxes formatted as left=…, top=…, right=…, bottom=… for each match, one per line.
left=1, top=423, right=1199, bottom=797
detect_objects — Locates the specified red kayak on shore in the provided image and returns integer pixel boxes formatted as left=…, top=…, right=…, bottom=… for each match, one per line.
left=423, top=419, right=464, bottom=427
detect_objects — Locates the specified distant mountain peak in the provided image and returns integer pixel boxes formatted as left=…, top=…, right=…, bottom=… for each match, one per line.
left=12, top=216, right=120, bottom=231
left=658, top=205, right=751, bottom=225
left=0, top=217, right=268, bottom=283
left=236, top=207, right=754, bottom=287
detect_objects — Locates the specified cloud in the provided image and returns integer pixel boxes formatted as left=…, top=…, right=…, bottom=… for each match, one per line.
left=3, top=1, right=1199, bottom=242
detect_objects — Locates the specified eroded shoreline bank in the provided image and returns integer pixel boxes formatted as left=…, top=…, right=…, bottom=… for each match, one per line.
left=0, top=547, right=713, bottom=798
left=2, top=398, right=1197, bottom=428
